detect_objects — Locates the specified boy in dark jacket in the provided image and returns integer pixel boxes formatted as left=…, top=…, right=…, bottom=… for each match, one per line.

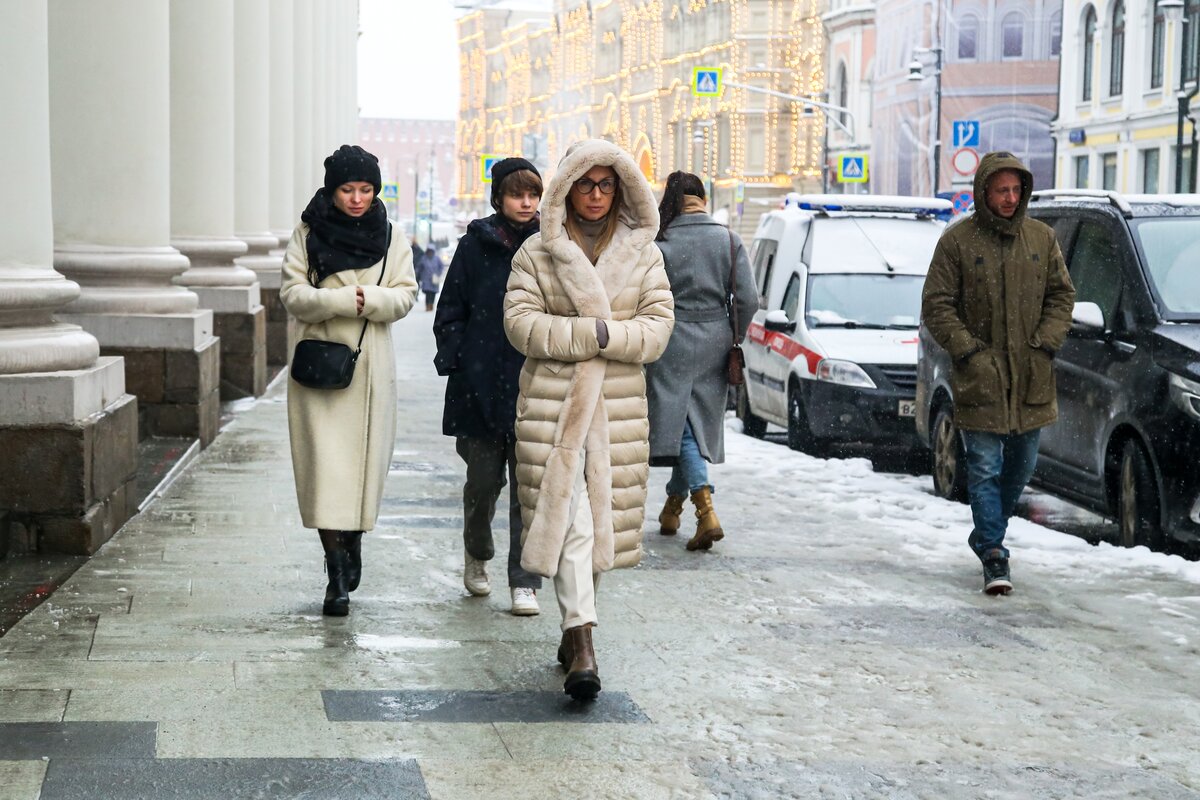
left=433, top=158, right=544, bottom=615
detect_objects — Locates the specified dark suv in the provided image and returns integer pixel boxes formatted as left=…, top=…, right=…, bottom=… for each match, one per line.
left=915, top=190, right=1200, bottom=550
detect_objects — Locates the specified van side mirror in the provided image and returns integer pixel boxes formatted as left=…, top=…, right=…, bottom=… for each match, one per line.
left=1071, top=301, right=1105, bottom=334
left=764, top=309, right=797, bottom=334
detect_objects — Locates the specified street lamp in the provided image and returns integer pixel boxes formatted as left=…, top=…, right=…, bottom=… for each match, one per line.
left=908, top=46, right=944, bottom=196
left=1159, top=0, right=1196, bottom=192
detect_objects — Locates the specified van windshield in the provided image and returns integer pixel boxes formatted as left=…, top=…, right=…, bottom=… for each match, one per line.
left=1132, top=217, right=1200, bottom=320
left=806, top=274, right=924, bottom=329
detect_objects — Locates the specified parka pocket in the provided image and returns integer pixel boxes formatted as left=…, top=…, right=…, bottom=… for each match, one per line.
left=951, top=351, right=1003, bottom=408
left=1024, top=348, right=1055, bottom=405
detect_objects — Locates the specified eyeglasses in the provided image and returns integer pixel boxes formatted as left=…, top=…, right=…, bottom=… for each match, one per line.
left=573, top=177, right=617, bottom=195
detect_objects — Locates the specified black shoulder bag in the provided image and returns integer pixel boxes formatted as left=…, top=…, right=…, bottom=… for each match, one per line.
left=290, top=227, right=390, bottom=390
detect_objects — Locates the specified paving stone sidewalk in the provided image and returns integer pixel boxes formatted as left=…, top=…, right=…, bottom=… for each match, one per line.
left=1, top=311, right=1198, bottom=799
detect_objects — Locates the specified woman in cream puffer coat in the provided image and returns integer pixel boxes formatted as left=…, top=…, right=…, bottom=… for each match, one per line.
left=503, top=138, right=674, bottom=701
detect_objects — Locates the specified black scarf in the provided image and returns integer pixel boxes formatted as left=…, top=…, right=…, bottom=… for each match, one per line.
left=300, top=188, right=389, bottom=285
left=490, top=212, right=540, bottom=254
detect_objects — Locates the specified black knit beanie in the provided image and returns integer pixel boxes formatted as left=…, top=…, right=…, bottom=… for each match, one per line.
left=490, top=157, right=540, bottom=210
left=323, top=145, right=382, bottom=194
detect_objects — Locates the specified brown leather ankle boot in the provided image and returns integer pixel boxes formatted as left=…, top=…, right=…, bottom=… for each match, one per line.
left=658, top=494, right=686, bottom=536
left=563, top=624, right=600, bottom=701
left=686, top=486, right=724, bottom=551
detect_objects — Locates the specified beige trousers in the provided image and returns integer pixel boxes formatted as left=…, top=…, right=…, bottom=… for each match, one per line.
left=554, top=454, right=600, bottom=632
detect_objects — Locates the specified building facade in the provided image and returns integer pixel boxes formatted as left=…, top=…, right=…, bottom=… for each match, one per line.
left=823, top=0, right=876, bottom=192
left=872, top=0, right=1062, bottom=197
left=1, top=0, right=357, bottom=558
left=358, top=118, right=457, bottom=233
left=1053, top=0, right=1198, bottom=192
left=456, top=0, right=829, bottom=228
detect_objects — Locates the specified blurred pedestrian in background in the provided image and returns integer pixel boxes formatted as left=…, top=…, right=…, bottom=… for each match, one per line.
left=646, top=172, right=757, bottom=552
left=433, top=157, right=545, bottom=616
left=504, top=139, right=674, bottom=700
left=280, top=144, right=418, bottom=616
left=415, top=245, right=444, bottom=311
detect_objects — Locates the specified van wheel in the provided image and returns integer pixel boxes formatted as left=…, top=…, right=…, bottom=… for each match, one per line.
left=1117, top=439, right=1163, bottom=549
left=931, top=405, right=968, bottom=503
left=736, top=385, right=767, bottom=439
left=787, top=384, right=827, bottom=456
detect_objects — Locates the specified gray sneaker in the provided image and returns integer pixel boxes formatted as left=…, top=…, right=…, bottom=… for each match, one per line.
left=464, top=550, right=490, bottom=596
left=982, top=550, right=1012, bottom=595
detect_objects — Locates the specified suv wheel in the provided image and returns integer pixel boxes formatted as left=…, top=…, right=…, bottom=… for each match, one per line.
left=931, top=405, right=968, bottom=502
left=1117, top=439, right=1163, bottom=549
left=787, top=384, right=827, bottom=456
left=736, top=385, right=767, bottom=439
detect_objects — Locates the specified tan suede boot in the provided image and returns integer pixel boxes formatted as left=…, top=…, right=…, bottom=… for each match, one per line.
left=686, top=487, right=725, bottom=551
left=657, top=494, right=686, bottom=536
left=563, top=624, right=600, bottom=701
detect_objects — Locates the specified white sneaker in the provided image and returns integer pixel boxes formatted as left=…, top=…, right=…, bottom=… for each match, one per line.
left=510, top=587, right=540, bottom=616
left=464, top=551, right=490, bottom=596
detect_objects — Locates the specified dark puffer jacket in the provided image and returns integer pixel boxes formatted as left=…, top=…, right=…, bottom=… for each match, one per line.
left=921, top=152, right=1076, bottom=434
left=433, top=214, right=538, bottom=439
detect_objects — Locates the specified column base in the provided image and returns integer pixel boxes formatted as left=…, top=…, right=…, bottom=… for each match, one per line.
left=0, top=377, right=138, bottom=556
left=105, top=336, right=221, bottom=447
left=238, top=255, right=293, bottom=368
left=214, top=306, right=267, bottom=400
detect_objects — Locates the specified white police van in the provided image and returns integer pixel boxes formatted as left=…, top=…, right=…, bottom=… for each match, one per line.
left=736, top=194, right=951, bottom=459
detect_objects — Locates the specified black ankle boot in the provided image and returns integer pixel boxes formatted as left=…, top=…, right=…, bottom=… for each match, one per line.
left=319, top=530, right=350, bottom=616
left=342, top=531, right=363, bottom=592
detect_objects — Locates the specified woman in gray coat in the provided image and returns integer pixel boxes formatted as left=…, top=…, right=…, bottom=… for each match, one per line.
left=646, top=172, right=757, bottom=552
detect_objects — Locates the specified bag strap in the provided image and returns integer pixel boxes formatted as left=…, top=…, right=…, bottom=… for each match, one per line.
left=728, top=230, right=741, bottom=344
left=354, top=224, right=391, bottom=352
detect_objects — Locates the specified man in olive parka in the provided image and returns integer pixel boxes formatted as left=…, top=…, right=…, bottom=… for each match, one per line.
left=922, top=152, right=1075, bottom=594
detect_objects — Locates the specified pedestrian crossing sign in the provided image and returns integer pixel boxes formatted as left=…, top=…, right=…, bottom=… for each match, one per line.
left=692, top=67, right=722, bottom=97
left=381, top=183, right=398, bottom=201
left=837, top=154, right=869, bottom=184
left=480, top=154, right=499, bottom=183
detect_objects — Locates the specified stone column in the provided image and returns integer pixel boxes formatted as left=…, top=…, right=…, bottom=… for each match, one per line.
left=170, top=0, right=267, bottom=401
left=312, top=0, right=331, bottom=159
left=293, top=0, right=316, bottom=216
left=2, top=0, right=138, bottom=557
left=49, top=0, right=220, bottom=448
left=267, top=0, right=299, bottom=365
left=231, top=0, right=281, bottom=379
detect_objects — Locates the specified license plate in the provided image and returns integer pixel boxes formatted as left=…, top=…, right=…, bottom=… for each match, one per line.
left=898, top=400, right=916, bottom=417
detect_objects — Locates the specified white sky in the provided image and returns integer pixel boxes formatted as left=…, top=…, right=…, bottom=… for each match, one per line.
left=357, top=1, right=460, bottom=120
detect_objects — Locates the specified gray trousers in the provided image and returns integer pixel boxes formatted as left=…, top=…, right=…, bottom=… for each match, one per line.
left=455, top=436, right=541, bottom=590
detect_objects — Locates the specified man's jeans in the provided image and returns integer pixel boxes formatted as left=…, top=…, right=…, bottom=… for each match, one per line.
left=666, top=421, right=712, bottom=496
left=961, top=429, right=1041, bottom=562
left=455, top=436, right=541, bottom=590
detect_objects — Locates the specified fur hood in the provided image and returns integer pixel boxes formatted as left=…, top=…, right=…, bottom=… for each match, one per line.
left=535, top=139, right=661, bottom=318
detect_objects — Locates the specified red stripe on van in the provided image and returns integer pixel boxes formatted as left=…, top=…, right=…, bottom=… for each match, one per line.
left=747, top=321, right=823, bottom=375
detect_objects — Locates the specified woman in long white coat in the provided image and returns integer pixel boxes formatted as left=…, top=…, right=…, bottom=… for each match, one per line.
left=503, top=139, right=674, bottom=700
left=281, top=145, right=418, bottom=616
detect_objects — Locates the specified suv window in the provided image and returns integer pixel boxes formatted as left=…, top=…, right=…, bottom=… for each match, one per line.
left=1068, top=221, right=1124, bottom=324
left=752, top=239, right=777, bottom=309
left=1131, top=217, right=1200, bottom=318
left=781, top=273, right=801, bottom=320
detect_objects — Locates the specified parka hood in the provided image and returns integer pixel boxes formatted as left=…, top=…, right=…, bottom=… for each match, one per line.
left=539, top=138, right=660, bottom=260
left=973, top=151, right=1034, bottom=237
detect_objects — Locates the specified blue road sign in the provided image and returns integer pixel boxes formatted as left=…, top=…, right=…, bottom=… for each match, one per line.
left=837, top=154, right=868, bottom=183
left=692, top=67, right=722, bottom=97
left=952, top=120, right=980, bottom=148
left=952, top=190, right=974, bottom=214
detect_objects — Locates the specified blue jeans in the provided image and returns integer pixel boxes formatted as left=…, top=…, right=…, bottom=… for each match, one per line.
left=961, top=429, right=1041, bottom=562
left=666, top=421, right=712, bottom=496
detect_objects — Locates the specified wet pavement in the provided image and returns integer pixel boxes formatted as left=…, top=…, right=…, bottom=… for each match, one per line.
left=1, top=310, right=1199, bottom=799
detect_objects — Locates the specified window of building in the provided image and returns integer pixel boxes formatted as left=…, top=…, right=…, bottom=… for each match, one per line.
left=1109, top=2, right=1125, bottom=96
left=1049, top=12, right=1062, bottom=57
left=1151, top=8, right=1166, bottom=89
left=1142, top=148, right=1160, bottom=192
left=1082, top=7, right=1097, bottom=101
left=1075, top=154, right=1090, bottom=188
left=1174, top=145, right=1196, bottom=191
left=958, top=15, right=978, bottom=59
left=1102, top=152, right=1118, bottom=189
left=1002, top=12, right=1025, bottom=58
left=836, top=62, right=849, bottom=128
left=1186, top=0, right=1200, bottom=83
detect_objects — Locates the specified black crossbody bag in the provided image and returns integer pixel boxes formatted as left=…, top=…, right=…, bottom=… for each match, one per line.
left=290, top=227, right=390, bottom=390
